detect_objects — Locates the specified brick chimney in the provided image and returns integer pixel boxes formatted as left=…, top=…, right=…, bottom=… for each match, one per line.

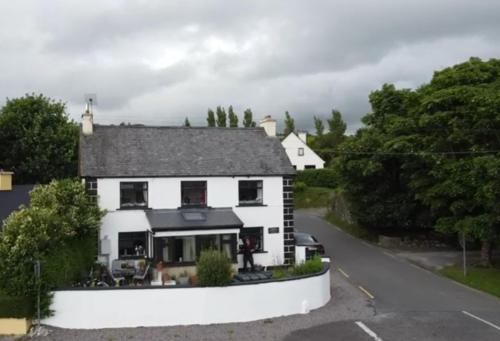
left=0, top=170, right=14, bottom=191
left=259, top=115, right=276, bottom=137
left=82, top=100, right=94, bottom=135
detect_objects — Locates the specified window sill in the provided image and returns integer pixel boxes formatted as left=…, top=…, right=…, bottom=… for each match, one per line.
left=118, top=206, right=150, bottom=210
left=237, top=250, right=268, bottom=255
left=236, top=203, right=267, bottom=207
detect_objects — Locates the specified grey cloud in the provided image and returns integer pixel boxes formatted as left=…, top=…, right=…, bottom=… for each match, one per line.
left=1, top=0, right=500, bottom=134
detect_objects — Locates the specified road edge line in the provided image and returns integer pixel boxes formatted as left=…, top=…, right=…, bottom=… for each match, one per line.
left=462, top=310, right=500, bottom=331
left=358, top=285, right=375, bottom=299
left=355, top=321, right=384, bottom=341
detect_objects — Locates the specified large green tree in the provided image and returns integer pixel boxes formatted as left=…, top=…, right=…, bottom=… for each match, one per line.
left=216, top=106, right=227, bottom=127
left=284, top=111, right=295, bottom=136
left=207, top=109, right=216, bottom=127
left=243, top=108, right=256, bottom=127
left=0, top=94, right=79, bottom=184
left=314, top=116, right=325, bottom=136
left=228, top=105, right=238, bottom=127
left=338, top=58, right=500, bottom=265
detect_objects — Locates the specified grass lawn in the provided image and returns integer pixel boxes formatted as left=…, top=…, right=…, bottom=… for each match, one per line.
left=324, top=210, right=379, bottom=243
left=294, top=186, right=335, bottom=209
left=439, top=265, right=500, bottom=298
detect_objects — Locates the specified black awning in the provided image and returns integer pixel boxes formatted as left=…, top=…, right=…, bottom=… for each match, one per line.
left=146, top=207, right=243, bottom=232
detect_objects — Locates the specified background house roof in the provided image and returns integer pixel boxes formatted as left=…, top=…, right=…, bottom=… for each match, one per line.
left=146, top=207, right=243, bottom=231
left=0, top=185, right=33, bottom=223
left=79, top=125, right=296, bottom=177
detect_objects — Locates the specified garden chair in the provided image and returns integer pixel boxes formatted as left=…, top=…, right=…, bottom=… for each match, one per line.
left=133, top=263, right=150, bottom=285
left=111, top=260, right=126, bottom=286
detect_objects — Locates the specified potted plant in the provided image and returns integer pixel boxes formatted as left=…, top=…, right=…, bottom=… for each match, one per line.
left=177, top=270, right=190, bottom=285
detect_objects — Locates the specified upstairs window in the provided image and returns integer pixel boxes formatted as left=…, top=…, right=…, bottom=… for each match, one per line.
left=181, top=181, right=207, bottom=207
left=298, top=148, right=304, bottom=156
left=120, top=182, right=148, bottom=208
left=239, top=180, right=263, bottom=205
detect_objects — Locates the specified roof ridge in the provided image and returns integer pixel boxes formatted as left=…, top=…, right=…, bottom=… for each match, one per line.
left=94, top=124, right=265, bottom=131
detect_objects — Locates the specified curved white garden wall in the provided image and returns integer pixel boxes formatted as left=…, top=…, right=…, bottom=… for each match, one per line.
left=42, top=268, right=330, bottom=329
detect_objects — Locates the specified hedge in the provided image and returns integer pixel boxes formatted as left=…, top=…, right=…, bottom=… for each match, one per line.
left=295, top=169, right=339, bottom=189
left=0, top=294, right=33, bottom=318
left=196, top=249, right=233, bottom=286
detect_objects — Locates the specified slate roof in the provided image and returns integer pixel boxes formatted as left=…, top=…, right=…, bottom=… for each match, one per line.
left=0, top=185, right=33, bottom=224
left=79, top=125, right=296, bottom=177
left=146, top=207, right=243, bottom=231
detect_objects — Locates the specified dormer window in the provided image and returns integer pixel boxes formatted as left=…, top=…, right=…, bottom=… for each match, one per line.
left=120, top=182, right=148, bottom=208
left=298, top=147, right=304, bottom=156
left=181, top=181, right=207, bottom=207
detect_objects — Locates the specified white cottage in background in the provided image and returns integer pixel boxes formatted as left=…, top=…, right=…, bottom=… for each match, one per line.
left=281, top=132, right=325, bottom=170
left=79, top=111, right=296, bottom=275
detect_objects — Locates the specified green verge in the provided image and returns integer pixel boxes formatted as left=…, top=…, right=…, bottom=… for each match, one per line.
left=324, top=210, right=379, bottom=243
left=294, top=186, right=335, bottom=209
left=439, top=265, right=500, bottom=298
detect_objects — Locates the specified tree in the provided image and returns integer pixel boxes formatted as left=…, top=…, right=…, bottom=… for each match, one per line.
left=314, top=116, right=325, bottom=136
left=0, top=179, right=103, bottom=316
left=0, top=94, right=79, bottom=184
left=327, top=109, right=347, bottom=145
left=207, top=109, right=216, bottom=127
left=216, top=106, right=227, bottom=127
left=228, top=105, right=238, bottom=127
left=284, top=111, right=295, bottom=136
left=243, top=108, right=256, bottom=127
left=184, top=118, right=191, bottom=127
left=338, top=58, right=500, bottom=266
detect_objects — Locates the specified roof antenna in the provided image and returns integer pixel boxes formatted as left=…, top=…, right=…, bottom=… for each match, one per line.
left=84, top=93, right=97, bottom=114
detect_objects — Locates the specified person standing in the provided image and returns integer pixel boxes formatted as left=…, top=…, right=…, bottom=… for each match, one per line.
left=242, top=237, right=255, bottom=272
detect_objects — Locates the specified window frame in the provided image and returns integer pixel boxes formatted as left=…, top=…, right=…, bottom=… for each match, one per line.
left=298, top=147, right=304, bottom=156
left=154, top=233, right=237, bottom=265
left=239, top=226, right=264, bottom=253
left=181, top=181, right=207, bottom=208
left=238, top=180, right=264, bottom=206
left=118, top=231, right=149, bottom=259
left=119, top=181, right=148, bottom=209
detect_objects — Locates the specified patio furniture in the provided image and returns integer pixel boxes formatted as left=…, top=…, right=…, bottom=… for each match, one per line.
left=111, top=260, right=126, bottom=286
left=133, top=263, right=150, bottom=285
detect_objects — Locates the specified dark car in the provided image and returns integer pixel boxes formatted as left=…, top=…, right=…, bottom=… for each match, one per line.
left=294, top=232, right=325, bottom=256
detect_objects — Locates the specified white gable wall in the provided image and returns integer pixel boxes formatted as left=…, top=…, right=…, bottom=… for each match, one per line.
left=97, top=176, right=285, bottom=267
left=281, top=133, right=325, bottom=171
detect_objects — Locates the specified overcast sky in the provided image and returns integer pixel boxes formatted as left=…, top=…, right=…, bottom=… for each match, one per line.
left=1, top=1, right=500, bottom=133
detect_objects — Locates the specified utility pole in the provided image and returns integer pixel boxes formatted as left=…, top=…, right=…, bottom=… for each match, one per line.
left=462, top=231, right=467, bottom=277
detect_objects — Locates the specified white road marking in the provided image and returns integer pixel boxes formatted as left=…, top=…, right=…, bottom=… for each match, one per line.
left=462, top=310, right=500, bottom=331
left=338, top=268, right=350, bottom=278
left=361, top=241, right=374, bottom=248
left=355, top=321, right=384, bottom=341
left=383, top=251, right=396, bottom=259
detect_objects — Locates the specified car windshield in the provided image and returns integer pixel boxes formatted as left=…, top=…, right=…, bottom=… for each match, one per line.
left=295, top=233, right=317, bottom=244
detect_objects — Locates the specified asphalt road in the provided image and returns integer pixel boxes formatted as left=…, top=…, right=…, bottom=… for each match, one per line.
left=287, top=210, right=500, bottom=341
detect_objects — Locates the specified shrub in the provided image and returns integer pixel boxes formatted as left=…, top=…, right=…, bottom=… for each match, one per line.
left=196, top=249, right=233, bottom=286
left=292, top=255, right=323, bottom=276
left=0, top=294, right=33, bottom=318
left=0, top=179, right=103, bottom=318
left=296, top=169, right=338, bottom=189
left=294, top=181, right=307, bottom=193
left=272, top=268, right=286, bottom=279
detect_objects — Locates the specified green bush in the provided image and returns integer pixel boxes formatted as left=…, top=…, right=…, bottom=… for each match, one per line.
left=294, top=181, right=307, bottom=193
left=296, top=169, right=338, bottom=189
left=272, top=268, right=286, bottom=279
left=196, top=249, right=233, bottom=286
left=292, top=255, right=323, bottom=276
left=0, top=179, right=103, bottom=318
left=0, top=294, right=33, bottom=318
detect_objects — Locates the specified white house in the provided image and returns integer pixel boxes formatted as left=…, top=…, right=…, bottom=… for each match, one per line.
left=281, top=131, right=325, bottom=171
left=79, top=110, right=296, bottom=277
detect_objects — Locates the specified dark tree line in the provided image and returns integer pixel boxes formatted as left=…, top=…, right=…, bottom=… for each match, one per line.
left=335, top=58, right=500, bottom=265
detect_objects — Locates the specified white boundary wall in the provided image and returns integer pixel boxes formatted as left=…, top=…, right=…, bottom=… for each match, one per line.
left=43, top=268, right=330, bottom=329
